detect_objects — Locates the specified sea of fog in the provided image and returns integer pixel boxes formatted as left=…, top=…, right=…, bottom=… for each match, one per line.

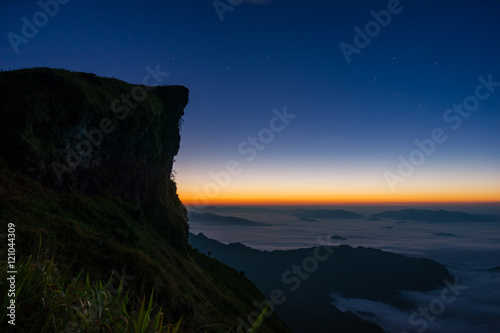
left=188, top=205, right=500, bottom=333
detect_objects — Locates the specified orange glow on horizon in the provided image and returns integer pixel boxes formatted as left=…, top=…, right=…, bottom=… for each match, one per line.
left=176, top=169, right=500, bottom=207
left=178, top=190, right=500, bottom=207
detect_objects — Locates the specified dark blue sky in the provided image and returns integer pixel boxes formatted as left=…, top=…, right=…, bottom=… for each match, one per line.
left=2, top=0, right=499, bottom=204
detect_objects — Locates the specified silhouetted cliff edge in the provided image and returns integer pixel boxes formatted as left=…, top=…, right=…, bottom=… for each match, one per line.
left=0, top=68, right=290, bottom=332
left=0, top=67, right=189, bottom=249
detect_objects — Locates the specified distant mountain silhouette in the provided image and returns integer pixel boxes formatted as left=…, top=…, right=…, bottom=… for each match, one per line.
left=190, top=232, right=451, bottom=333
left=188, top=212, right=266, bottom=226
left=330, top=235, right=348, bottom=240
left=293, top=209, right=364, bottom=219
left=434, top=232, right=455, bottom=237
left=297, top=217, right=317, bottom=222
left=371, top=209, right=500, bottom=222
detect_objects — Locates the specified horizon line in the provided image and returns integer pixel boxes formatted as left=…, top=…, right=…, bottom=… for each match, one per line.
left=182, top=201, right=500, bottom=207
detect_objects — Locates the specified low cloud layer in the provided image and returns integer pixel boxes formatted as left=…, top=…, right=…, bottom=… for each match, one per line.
left=332, top=268, right=500, bottom=333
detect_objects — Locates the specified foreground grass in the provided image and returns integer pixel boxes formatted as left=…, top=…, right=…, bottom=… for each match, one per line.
left=0, top=252, right=183, bottom=332
left=0, top=254, right=270, bottom=333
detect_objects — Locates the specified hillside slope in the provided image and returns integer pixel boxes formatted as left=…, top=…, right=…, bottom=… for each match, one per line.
left=0, top=68, right=289, bottom=332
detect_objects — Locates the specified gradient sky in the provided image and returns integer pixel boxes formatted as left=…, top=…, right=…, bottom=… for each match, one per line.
left=2, top=0, right=499, bottom=205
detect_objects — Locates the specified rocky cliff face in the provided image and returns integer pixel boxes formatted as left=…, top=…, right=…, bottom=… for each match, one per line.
left=0, top=68, right=291, bottom=332
left=0, top=67, right=189, bottom=249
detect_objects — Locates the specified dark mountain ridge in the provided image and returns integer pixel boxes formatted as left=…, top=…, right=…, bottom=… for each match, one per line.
left=371, top=209, right=500, bottom=222
left=190, top=232, right=453, bottom=332
left=293, top=208, right=365, bottom=219
left=189, top=212, right=266, bottom=226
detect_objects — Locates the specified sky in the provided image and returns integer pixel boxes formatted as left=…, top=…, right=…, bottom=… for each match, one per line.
left=1, top=0, right=499, bottom=206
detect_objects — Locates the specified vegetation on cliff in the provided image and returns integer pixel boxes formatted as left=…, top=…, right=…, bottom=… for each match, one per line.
left=0, top=68, right=289, bottom=332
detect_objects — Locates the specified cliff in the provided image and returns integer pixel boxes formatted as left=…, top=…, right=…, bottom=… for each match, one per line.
left=0, top=67, right=189, bottom=249
left=0, top=68, right=289, bottom=332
